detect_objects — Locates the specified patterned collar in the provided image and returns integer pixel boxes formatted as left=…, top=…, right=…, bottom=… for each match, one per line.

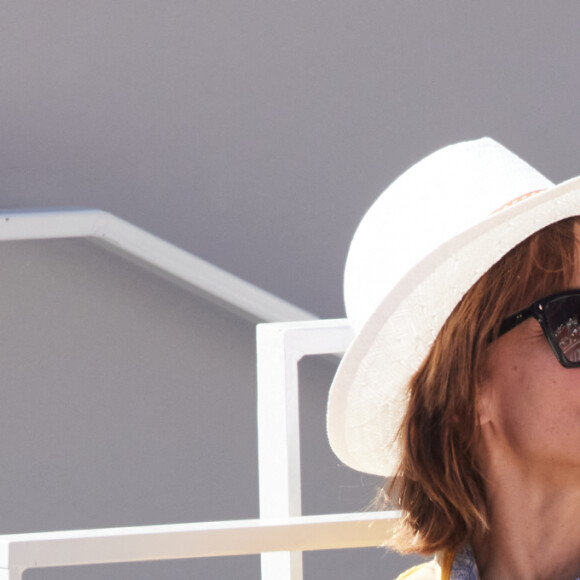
left=449, top=545, right=479, bottom=580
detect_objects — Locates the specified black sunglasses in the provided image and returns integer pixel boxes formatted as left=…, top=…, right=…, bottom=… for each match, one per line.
left=499, top=289, right=580, bottom=368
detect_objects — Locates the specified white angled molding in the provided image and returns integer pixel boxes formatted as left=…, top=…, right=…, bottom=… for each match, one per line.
left=0, top=208, right=316, bottom=323
left=0, top=210, right=375, bottom=580
left=0, top=512, right=399, bottom=573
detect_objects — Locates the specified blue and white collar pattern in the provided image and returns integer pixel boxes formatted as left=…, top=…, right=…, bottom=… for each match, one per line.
left=449, top=545, right=479, bottom=580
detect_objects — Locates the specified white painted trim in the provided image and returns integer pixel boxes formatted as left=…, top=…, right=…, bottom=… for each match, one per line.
left=0, top=511, right=399, bottom=573
left=0, top=209, right=387, bottom=579
left=0, top=209, right=316, bottom=323
left=257, top=319, right=355, bottom=580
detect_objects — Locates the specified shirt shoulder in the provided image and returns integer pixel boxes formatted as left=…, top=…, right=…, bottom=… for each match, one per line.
left=394, top=560, right=437, bottom=580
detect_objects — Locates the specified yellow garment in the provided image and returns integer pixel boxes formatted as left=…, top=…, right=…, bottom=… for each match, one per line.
left=393, top=562, right=432, bottom=579
left=394, top=551, right=453, bottom=580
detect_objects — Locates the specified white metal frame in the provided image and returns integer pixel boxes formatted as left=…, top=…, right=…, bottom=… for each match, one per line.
left=257, top=319, right=357, bottom=580
left=0, top=511, right=400, bottom=579
left=0, top=208, right=316, bottom=323
left=0, top=209, right=397, bottom=578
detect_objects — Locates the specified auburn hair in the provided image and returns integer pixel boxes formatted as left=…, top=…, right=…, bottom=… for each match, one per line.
left=381, top=216, right=579, bottom=555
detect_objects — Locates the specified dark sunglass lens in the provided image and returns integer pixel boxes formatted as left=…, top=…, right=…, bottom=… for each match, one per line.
left=544, top=294, right=580, bottom=363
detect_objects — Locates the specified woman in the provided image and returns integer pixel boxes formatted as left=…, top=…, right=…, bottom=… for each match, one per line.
left=326, top=138, right=580, bottom=579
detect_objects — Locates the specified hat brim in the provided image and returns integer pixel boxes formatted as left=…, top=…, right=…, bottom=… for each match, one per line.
left=327, top=176, right=580, bottom=477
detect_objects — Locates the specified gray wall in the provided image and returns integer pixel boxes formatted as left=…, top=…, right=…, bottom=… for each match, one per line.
left=2, top=1, right=579, bottom=319
left=0, top=1, right=579, bottom=578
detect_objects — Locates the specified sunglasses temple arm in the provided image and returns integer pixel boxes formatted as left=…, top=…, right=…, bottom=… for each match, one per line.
left=498, top=305, right=534, bottom=337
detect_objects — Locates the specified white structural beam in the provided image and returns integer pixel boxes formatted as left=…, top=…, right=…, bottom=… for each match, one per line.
left=0, top=209, right=316, bottom=323
left=257, top=319, right=355, bottom=580
left=0, top=511, right=399, bottom=576
left=0, top=211, right=386, bottom=579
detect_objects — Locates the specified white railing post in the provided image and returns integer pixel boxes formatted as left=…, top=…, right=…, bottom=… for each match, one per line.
left=257, top=320, right=354, bottom=580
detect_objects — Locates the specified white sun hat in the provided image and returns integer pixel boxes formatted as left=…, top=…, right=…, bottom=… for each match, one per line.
left=327, top=137, right=580, bottom=477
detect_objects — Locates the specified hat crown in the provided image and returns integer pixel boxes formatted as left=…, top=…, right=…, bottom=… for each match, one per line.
left=344, top=138, right=554, bottom=332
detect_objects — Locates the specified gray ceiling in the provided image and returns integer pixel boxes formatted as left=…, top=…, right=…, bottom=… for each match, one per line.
left=1, top=1, right=579, bottom=318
